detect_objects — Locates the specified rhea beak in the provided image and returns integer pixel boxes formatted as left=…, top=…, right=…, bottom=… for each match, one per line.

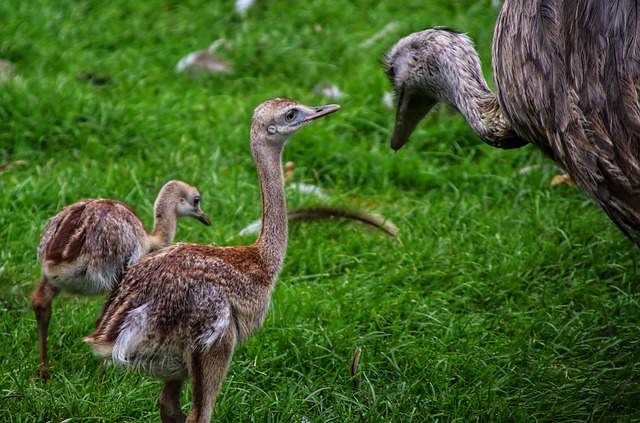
left=305, top=104, right=341, bottom=122
left=195, top=209, right=212, bottom=226
left=391, top=88, right=437, bottom=151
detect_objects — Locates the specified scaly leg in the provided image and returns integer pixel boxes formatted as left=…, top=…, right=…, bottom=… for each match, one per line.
left=31, top=277, right=59, bottom=382
left=186, top=334, right=235, bottom=423
left=159, top=379, right=187, bottom=423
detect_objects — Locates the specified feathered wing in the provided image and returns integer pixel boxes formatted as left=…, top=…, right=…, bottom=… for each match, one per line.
left=85, top=243, right=273, bottom=378
left=493, top=0, right=640, bottom=245
left=38, top=200, right=147, bottom=294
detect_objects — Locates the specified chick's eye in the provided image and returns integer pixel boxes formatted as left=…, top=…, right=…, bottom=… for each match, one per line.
left=194, top=196, right=200, bottom=207
left=285, top=110, right=296, bottom=122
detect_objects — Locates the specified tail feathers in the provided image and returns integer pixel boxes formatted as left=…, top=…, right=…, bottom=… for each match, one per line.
left=83, top=336, right=115, bottom=360
left=111, top=304, right=148, bottom=364
left=84, top=303, right=149, bottom=364
left=288, top=207, right=400, bottom=240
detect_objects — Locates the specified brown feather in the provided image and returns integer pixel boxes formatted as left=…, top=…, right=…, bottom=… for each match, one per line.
left=85, top=99, right=339, bottom=422
left=32, top=180, right=210, bottom=381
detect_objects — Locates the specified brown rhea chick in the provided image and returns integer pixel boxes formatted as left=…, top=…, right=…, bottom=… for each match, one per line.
left=85, top=98, right=339, bottom=423
left=32, top=180, right=211, bottom=381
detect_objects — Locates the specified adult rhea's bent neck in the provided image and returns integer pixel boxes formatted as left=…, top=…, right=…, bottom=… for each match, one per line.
left=386, top=27, right=528, bottom=150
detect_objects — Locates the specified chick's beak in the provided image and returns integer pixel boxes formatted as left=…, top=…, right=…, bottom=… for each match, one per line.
left=307, top=104, right=341, bottom=121
left=196, top=209, right=211, bottom=226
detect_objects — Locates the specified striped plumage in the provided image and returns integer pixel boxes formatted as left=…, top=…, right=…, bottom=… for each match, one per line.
left=85, top=99, right=338, bottom=423
left=85, top=99, right=339, bottom=423
left=32, top=180, right=211, bottom=381
left=385, top=0, right=640, bottom=246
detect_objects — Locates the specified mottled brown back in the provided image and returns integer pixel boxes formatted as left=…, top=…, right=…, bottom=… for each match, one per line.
left=91, top=242, right=274, bottom=348
left=39, top=199, right=148, bottom=293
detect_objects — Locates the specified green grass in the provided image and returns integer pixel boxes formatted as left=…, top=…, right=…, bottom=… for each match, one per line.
left=2, top=0, right=639, bottom=421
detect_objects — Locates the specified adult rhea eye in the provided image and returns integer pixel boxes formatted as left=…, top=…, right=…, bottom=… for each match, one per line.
left=386, top=65, right=395, bottom=80
left=285, top=110, right=296, bottom=122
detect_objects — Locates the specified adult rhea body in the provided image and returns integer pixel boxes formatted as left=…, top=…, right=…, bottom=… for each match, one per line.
left=386, top=1, right=640, bottom=245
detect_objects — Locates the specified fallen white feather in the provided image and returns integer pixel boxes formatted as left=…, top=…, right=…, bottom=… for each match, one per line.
left=382, top=91, right=395, bottom=109
left=235, top=0, right=257, bottom=14
left=288, top=182, right=329, bottom=201
left=238, top=183, right=329, bottom=236
left=0, top=60, right=15, bottom=80
left=312, top=82, right=346, bottom=100
left=361, top=22, right=398, bottom=47
left=176, top=40, right=232, bottom=75
left=239, top=219, right=262, bottom=237
left=513, top=163, right=565, bottom=176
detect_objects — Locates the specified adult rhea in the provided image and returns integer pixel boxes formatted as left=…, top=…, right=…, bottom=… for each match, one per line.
left=386, top=1, right=640, bottom=246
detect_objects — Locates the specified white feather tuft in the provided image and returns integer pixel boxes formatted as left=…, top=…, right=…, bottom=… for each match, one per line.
left=112, top=304, right=148, bottom=364
left=195, top=307, right=231, bottom=349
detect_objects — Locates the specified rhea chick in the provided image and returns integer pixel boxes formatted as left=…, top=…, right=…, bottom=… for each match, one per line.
left=85, top=98, right=339, bottom=423
left=32, top=180, right=211, bottom=381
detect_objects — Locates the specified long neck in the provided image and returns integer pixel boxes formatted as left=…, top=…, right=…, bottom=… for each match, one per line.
left=252, top=142, right=288, bottom=276
left=147, top=203, right=177, bottom=251
left=442, top=53, right=528, bottom=150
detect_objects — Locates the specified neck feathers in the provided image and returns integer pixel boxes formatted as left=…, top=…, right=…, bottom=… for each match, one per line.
left=447, top=54, right=528, bottom=149
left=252, top=142, right=288, bottom=276
left=148, top=204, right=178, bottom=251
